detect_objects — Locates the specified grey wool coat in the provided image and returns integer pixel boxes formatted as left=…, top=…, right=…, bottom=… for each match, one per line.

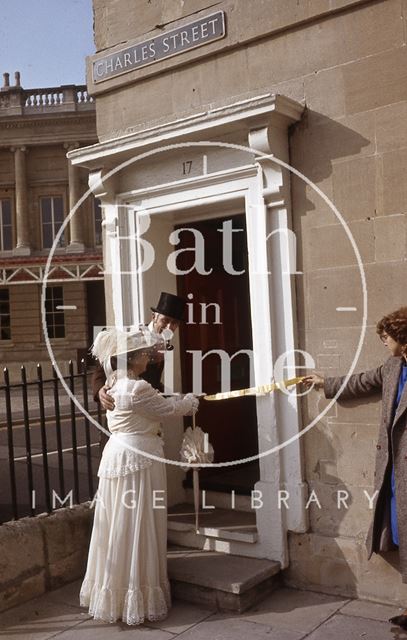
left=324, top=355, right=407, bottom=582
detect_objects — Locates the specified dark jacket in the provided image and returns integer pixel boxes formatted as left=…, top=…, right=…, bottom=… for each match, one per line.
left=324, top=355, right=407, bottom=581
left=91, top=360, right=165, bottom=402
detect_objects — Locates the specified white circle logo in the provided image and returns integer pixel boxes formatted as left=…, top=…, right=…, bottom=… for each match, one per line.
left=42, top=141, right=367, bottom=468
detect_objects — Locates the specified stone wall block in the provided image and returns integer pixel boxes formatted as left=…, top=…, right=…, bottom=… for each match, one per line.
left=343, top=47, right=407, bottom=115
left=0, top=517, right=45, bottom=584
left=286, top=532, right=407, bottom=606
left=375, top=101, right=407, bottom=154
left=0, top=503, right=93, bottom=613
left=381, top=148, right=407, bottom=216
left=304, top=219, right=375, bottom=270
left=374, top=214, right=406, bottom=262
left=332, top=156, right=378, bottom=222
left=307, top=266, right=363, bottom=329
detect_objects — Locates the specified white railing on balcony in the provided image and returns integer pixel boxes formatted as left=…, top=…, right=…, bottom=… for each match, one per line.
left=25, top=91, right=64, bottom=107
left=23, top=85, right=94, bottom=111
left=76, top=89, right=93, bottom=103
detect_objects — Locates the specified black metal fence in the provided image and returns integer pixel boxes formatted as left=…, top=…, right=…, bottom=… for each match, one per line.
left=0, top=361, right=103, bottom=524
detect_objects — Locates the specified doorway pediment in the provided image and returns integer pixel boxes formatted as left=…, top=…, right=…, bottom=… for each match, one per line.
left=68, top=93, right=304, bottom=171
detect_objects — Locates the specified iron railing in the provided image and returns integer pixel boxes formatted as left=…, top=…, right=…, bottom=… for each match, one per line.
left=0, top=361, right=103, bottom=524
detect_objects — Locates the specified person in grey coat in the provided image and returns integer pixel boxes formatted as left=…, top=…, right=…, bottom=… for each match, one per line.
left=302, top=306, right=407, bottom=630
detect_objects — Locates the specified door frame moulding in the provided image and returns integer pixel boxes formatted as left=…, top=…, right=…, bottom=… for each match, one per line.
left=71, top=92, right=307, bottom=565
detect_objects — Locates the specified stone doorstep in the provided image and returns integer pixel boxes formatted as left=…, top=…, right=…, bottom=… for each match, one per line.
left=168, top=502, right=258, bottom=544
left=167, top=547, right=281, bottom=613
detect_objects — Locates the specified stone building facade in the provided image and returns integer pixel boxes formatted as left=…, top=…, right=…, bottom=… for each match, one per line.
left=0, top=73, right=105, bottom=379
left=70, top=0, right=407, bottom=605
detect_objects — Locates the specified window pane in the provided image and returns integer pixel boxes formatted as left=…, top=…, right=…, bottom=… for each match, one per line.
left=54, top=325, right=65, bottom=338
left=41, top=198, right=52, bottom=223
left=53, top=197, right=64, bottom=222
left=2, top=225, right=12, bottom=250
left=45, top=287, right=54, bottom=301
left=54, top=220, right=65, bottom=247
left=45, top=286, right=65, bottom=338
left=94, top=198, right=103, bottom=245
left=41, top=198, right=65, bottom=248
left=94, top=198, right=102, bottom=221
left=42, top=223, right=53, bottom=249
left=1, top=327, right=10, bottom=340
left=0, top=200, right=12, bottom=251
left=47, top=324, right=55, bottom=339
left=0, top=288, right=10, bottom=340
left=1, top=199, right=11, bottom=224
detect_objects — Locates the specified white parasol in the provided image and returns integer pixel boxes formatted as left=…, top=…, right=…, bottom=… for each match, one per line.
left=180, top=414, right=214, bottom=531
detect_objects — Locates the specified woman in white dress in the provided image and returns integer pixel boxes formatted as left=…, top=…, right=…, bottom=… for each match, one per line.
left=80, top=327, right=199, bottom=625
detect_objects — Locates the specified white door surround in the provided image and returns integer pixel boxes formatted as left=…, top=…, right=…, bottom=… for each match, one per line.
left=69, top=93, right=308, bottom=565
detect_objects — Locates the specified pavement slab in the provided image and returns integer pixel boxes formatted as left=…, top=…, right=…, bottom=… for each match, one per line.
left=143, top=600, right=216, bottom=635
left=207, top=586, right=348, bottom=634
left=0, top=597, right=88, bottom=640
left=305, top=612, right=407, bottom=640
left=338, top=598, right=403, bottom=622
left=173, top=617, right=304, bottom=640
left=51, top=618, right=176, bottom=639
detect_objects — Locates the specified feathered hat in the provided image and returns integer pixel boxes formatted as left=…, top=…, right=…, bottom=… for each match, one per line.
left=91, top=326, right=164, bottom=380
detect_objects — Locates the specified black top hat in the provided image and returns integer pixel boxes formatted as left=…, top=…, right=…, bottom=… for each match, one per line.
left=151, top=292, right=187, bottom=322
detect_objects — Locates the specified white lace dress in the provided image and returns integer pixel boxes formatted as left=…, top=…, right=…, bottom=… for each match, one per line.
left=80, top=377, right=196, bottom=625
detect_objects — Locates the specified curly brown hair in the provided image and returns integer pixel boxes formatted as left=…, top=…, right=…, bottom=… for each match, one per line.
left=376, top=307, right=407, bottom=353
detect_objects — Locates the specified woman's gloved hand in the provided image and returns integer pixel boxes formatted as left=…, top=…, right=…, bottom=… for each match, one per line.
left=184, top=393, right=200, bottom=415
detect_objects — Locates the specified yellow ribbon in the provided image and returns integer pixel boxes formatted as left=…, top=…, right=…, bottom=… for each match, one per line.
left=204, top=376, right=307, bottom=401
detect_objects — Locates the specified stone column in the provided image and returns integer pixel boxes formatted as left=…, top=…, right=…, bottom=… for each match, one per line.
left=65, top=143, right=84, bottom=252
left=12, top=146, right=31, bottom=255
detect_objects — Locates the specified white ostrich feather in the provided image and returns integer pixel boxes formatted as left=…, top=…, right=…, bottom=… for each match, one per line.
left=91, top=328, right=126, bottom=363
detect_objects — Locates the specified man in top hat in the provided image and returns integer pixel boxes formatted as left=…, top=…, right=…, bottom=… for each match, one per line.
left=92, top=291, right=187, bottom=411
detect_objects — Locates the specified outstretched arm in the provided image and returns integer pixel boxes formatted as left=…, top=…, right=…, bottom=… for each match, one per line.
left=129, top=380, right=199, bottom=419
left=302, top=366, right=384, bottom=400
left=323, top=365, right=383, bottom=400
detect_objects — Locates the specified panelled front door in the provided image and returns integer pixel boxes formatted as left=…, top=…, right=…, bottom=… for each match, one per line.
left=176, top=214, right=259, bottom=493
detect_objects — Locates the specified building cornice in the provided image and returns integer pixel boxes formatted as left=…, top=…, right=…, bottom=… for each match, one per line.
left=0, top=114, right=96, bottom=130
